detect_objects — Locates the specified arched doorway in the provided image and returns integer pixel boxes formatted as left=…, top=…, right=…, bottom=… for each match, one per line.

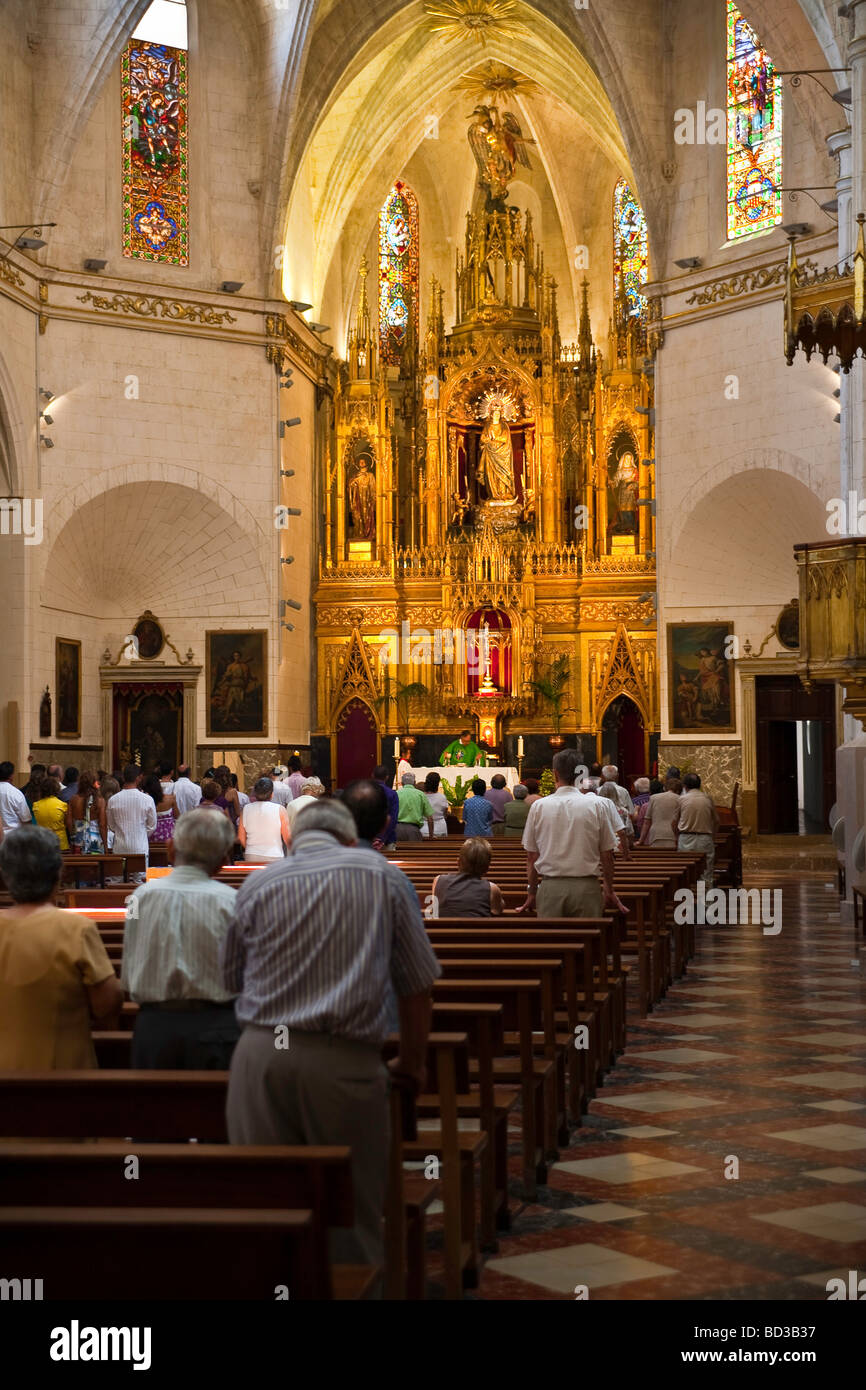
left=601, top=695, right=646, bottom=781
left=336, top=698, right=378, bottom=787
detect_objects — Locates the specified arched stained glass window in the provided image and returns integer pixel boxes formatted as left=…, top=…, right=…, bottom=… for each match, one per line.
left=122, top=0, right=189, bottom=265
left=726, top=1, right=782, bottom=241
left=613, top=177, right=648, bottom=318
left=378, top=182, right=419, bottom=366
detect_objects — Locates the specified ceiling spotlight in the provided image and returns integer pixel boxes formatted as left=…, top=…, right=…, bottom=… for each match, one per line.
left=782, top=222, right=812, bottom=237
left=821, top=198, right=839, bottom=214
left=40, top=436, right=54, bottom=448
left=634, top=406, right=656, bottom=425
left=289, top=300, right=313, bottom=313
left=84, top=258, right=107, bottom=272
left=833, top=388, right=841, bottom=398
left=39, top=388, right=54, bottom=403
left=281, top=621, right=295, bottom=632
left=282, top=506, right=302, bottom=517
left=280, top=469, right=295, bottom=478
left=40, top=412, right=53, bottom=425
left=832, top=86, right=852, bottom=105
left=279, top=418, right=301, bottom=438
left=674, top=256, right=702, bottom=270
left=834, top=413, right=841, bottom=423
left=282, top=599, right=302, bottom=612
left=280, top=370, right=294, bottom=387
left=641, top=457, right=655, bottom=467
left=16, top=235, right=45, bottom=250
left=280, top=556, right=295, bottom=565
left=221, top=281, right=244, bottom=293
left=308, top=322, right=330, bottom=334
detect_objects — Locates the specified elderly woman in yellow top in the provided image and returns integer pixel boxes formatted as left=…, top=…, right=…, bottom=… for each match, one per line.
left=32, top=775, right=70, bottom=851
left=0, top=825, right=121, bottom=1068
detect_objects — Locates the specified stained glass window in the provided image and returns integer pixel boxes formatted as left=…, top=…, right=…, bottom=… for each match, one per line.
left=726, top=1, right=782, bottom=241
left=122, top=1, right=188, bottom=265
left=379, top=182, right=419, bottom=366
left=613, top=177, right=648, bottom=318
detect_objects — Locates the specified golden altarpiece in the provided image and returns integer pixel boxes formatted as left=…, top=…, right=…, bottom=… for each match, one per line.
left=313, top=170, right=660, bottom=780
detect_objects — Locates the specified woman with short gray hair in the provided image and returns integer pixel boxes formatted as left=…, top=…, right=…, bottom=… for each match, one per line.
left=238, top=777, right=290, bottom=863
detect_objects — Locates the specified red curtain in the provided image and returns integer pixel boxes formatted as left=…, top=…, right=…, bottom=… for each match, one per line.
left=466, top=608, right=512, bottom=695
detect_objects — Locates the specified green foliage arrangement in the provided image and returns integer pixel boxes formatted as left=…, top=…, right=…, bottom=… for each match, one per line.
left=529, top=655, right=571, bottom=734
left=539, top=768, right=556, bottom=797
left=441, top=775, right=470, bottom=808
left=373, top=680, right=429, bottom=735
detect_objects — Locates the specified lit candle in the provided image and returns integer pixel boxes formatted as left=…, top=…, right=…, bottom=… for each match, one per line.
left=517, top=736, right=524, bottom=757
left=393, top=737, right=401, bottom=757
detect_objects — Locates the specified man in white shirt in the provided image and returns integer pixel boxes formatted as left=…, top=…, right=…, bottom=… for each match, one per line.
left=579, top=775, right=630, bottom=858
left=0, top=762, right=31, bottom=837
left=520, top=750, right=626, bottom=918
left=601, top=764, right=635, bottom=838
left=107, top=765, right=157, bottom=872
left=173, top=765, right=203, bottom=815
left=268, top=766, right=294, bottom=808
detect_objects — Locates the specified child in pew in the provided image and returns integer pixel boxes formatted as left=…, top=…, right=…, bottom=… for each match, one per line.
left=0, top=826, right=122, bottom=1068
left=431, top=837, right=504, bottom=918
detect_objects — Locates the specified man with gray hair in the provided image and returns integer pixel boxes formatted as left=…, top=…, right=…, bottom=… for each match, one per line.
left=121, top=809, right=240, bottom=1068
left=601, top=763, right=636, bottom=841
left=221, top=797, right=441, bottom=1275
left=395, top=770, right=434, bottom=840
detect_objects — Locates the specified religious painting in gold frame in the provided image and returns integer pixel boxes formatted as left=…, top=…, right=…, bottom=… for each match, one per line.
left=56, top=637, right=82, bottom=739
left=206, top=630, right=267, bottom=738
left=667, top=622, right=735, bottom=734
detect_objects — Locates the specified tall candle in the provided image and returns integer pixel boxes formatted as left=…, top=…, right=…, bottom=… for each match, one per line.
left=517, top=736, right=524, bottom=757
left=393, top=737, right=401, bottom=757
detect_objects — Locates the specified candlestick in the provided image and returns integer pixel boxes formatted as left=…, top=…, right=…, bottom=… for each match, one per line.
left=393, top=736, right=400, bottom=757
left=517, top=735, right=524, bottom=757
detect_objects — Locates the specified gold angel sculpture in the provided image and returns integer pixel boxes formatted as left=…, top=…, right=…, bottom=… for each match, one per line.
left=467, top=104, right=533, bottom=205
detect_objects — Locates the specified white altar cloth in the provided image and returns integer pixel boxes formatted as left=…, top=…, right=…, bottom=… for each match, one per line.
left=411, top=765, right=520, bottom=792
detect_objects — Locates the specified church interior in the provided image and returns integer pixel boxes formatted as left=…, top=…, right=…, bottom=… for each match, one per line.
left=0, top=0, right=865, bottom=1324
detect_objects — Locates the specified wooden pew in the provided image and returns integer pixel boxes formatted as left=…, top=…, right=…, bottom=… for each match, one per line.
left=0, top=1071, right=229, bottom=1141
left=0, top=1206, right=331, bottom=1300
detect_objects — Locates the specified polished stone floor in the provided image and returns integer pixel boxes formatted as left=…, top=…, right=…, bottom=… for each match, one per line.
left=467, top=875, right=866, bottom=1300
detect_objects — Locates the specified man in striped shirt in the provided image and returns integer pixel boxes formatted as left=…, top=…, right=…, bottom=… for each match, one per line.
left=106, top=766, right=157, bottom=880
left=221, top=798, right=441, bottom=1272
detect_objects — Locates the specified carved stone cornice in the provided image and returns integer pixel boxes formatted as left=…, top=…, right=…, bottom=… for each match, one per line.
left=0, top=259, right=25, bottom=290
left=266, top=313, right=332, bottom=381
left=77, top=289, right=237, bottom=327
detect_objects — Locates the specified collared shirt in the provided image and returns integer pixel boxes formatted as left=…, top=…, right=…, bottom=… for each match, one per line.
left=397, top=785, right=433, bottom=826
left=271, top=780, right=294, bottom=807
left=59, top=782, right=79, bottom=804
left=503, top=799, right=530, bottom=833
left=676, top=789, right=718, bottom=835
left=285, top=793, right=317, bottom=824
left=643, top=790, right=680, bottom=845
left=106, top=787, right=157, bottom=854
left=376, top=779, right=400, bottom=844
left=462, top=795, right=494, bottom=837
left=522, top=786, right=617, bottom=878
left=172, top=778, right=202, bottom=816
left=0, top=782, right=31, bottom=835
left=287, top=772, right=305, bottom=799
left=484, top=786, right=513, bottom=823
left=581, top=789, right=625, bottom=843
left=220, top=830, right=441, bottom=1044
left=605, top=781, right=635, bottom=835
left=122, top=865, right=238, bottom=1003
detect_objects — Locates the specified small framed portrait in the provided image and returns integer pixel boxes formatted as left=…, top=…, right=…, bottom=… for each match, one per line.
left=206, top=630, right=267, bottom=738
left=668, top=622, right=736, bottom=734
left=132, top=611, right=165, bottom=660
left=56, top=637, right=81, bottom=739
left=774, top=600, right=800, bottom=651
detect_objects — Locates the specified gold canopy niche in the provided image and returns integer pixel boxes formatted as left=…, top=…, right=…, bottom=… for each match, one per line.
left=313, top=117, right=659, bottom=779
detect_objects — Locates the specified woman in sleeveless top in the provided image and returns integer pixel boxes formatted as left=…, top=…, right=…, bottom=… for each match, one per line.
left=142, top=774, right=177, bottom=845
left=238, top=777, right=290, bottom=863
left=420, top=771, right=449, bottom=838
left=213, top=766, right=241, bottom=829
left=432, top=837, right=504, bottom=918
left=67, top=770, right=107, bottom=854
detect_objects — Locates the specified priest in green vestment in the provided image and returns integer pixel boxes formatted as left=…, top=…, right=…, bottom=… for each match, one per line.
left=440, top=729, right=487, bottom=767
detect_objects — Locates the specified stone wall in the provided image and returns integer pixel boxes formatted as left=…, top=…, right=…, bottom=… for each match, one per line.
left=658, top=741, right=742, bottom=807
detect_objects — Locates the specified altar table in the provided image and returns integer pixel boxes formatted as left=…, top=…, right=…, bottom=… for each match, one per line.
left=411, top=765, right=520, bottom=792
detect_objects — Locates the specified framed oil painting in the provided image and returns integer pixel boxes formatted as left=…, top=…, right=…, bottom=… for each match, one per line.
left=56, top=637, right=81, bottom=738
left=667, top=622, right=736, bottom=734
left=206, top=630, right=267, bottom=738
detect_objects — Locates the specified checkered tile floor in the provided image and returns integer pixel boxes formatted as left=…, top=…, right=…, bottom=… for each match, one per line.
left=458, top=875, right=866, bottom=1300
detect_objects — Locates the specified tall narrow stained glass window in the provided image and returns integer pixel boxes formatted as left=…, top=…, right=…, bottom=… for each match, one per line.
left=122, top=0, right=189, bottom=265
left=613, top=177, right=648, bottom=318
left=726, top=1, right=782, bottom=241
left=378, top=182, right=419, bottom=366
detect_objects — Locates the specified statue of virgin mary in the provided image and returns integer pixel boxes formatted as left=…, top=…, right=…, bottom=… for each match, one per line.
left=479, top=404, right=516, bottom=502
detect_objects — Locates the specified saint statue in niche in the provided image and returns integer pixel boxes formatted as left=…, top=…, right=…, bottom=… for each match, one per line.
left=479, top=405, right=517, bottom=503
left=348, top=453, right=376, bottom=539
left=607, top=448, right=639, bottom=535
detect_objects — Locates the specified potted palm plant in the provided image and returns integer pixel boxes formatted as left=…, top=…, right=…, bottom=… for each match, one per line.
left=373, top=679, right=429, bottom=738
left=529, top=654, right=572, bottom=749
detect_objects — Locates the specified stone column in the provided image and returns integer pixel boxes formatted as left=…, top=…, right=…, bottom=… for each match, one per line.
left=739, top=672, right=757, bottom=836
left=183, top=682, right=197, bottom=769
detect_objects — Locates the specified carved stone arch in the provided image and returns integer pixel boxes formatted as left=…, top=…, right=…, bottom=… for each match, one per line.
left=594, top=624, right=652, bottom=730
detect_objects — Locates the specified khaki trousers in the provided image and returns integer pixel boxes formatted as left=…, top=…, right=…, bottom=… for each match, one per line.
left=226, top=1025, right=388, bottom=1273
left=678, top=831, right=715, bottom=886
left=536, top=875, right=602, bottom=918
